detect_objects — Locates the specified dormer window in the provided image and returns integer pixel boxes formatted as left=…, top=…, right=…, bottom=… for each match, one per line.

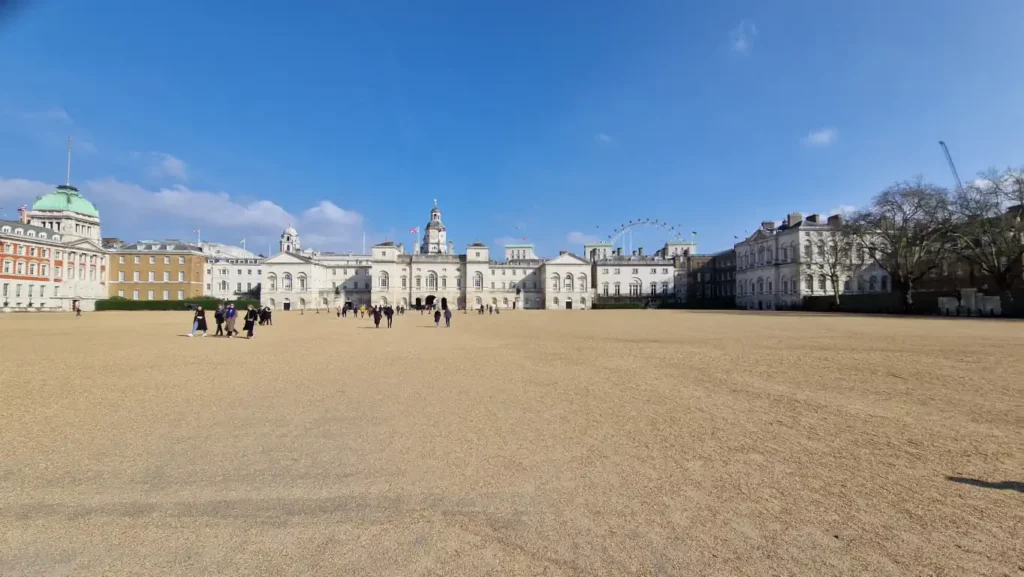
left=39, top=233, right=47, bottom=239
left=14, top=228, right=23, bottom=235
left=27, top=231, right=36, bottom=237
left=0, top=226, right=9, bottom=233
left=53, top=235, right=60, bottom=241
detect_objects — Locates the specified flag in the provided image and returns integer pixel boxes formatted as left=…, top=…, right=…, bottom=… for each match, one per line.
left=17, top=204, right=27, bottom=212
left=522, top=237, right=527, bottom=241
left=409, top=226, right=419, bottom=234
left=691, top=231, right=698, bottom=236
left=193, top=229, right=200, bottom=233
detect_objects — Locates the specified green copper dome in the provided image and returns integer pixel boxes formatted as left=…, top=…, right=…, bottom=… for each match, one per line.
left=32, top=185, right=99, bottom=218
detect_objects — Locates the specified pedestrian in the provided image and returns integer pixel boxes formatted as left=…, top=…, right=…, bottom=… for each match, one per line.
left=433, top=308, right=441, bottom=328
left=214, top=305, right=225, bottom=336
left=243, top=304, right=258, bottom=339
left=224, top=303, right=238, bottom=337
left=443, top=306, right=452, bottom=328
left=336, top=304, right=341, bottom=318
left=189, top=305, right=208, bottom=337
left=385, top=305, right=394, bottom=328
left=264, top=306, right=273, bottom=326
left=373, top=306, right=382, bottom=328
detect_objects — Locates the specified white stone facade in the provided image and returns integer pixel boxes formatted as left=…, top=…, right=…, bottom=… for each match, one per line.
left=202, top=242, right=264, bottom=299
left=260, top=203, right=595, bottom=311
left=584, top=241, right=693, bottom=301
left=734, top=212, right=891, bottom=310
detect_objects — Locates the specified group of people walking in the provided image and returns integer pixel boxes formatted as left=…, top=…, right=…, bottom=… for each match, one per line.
left=188, top=303, right=265, bottom=339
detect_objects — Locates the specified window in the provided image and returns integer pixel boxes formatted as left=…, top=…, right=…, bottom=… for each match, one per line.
left=178, top=271, right=185, bottom=282
left=631, top=268, right=639, bottom=274
left=133, top=271, right=140, bottom=282
left=427, top=273, right=437, bottom=289
left=881, top=276, right=889, bottom=291
left=805, top=275, right=813, bottom=291
left=163, top=256, right=170, bottom=265
left=247, top=282, right=251, bottom=290
left=29, top=263, right=36, bottom=276
left=614, top=268, right=620, bottom=275
left=16, top=261, right=24, bottom=275
left=134, top=256, right=140, bottom=264
left=629, top=282, right=640, bottom=296
left=118, top=290, right=124, bottom=298
left=473, top=272, right=483, bottom=289
left=1, top=260, right=9, bottom=274
left=803, top=242, right=812, bottom=259
left=818, top=275, right=826, bottom=291
left=132, top=289, right=139, bottom=300
left=163, top=271, right=170, bottom=282
left=148, top=271, right=155, bottom=282
left=149, top=256, right=155, bottom=264
left=179, top=257, right=185, bottom=265
left=247, top=269, right=252, bottom=275
left=551, top=274, right=560, bottom=291
left=380, top=272, right=389, bottom=289
left=661, top=282, right=668, bottom=294
left=602, top=268, right=608, bottom=274
left=650, top=268, right=656, bottom=274
left=118, top=271, right=125, bottom=282
left=491, top=282, right=495, bottom=289
left=29, top=247, right=36, bottom=257
left=40, top=264, right=48, bottom=276
left=602, top=283, right=609, bottom=296
left=147, top=290, right=154, bottom=300
left=237, top=269, right=242, bottom=275
left=162, top=290, right=169, bottom=300
left=662, top=268, right=668, bottom=274
left=55, top=266, right=62, bottom=278
left=237, top=283, right=242, bottom=292
left=869, top=275, right=877, bottom=291
left=177, top=290, right=184, bottom=300
left=441, top=277, right=447, bottom=289
left=415, top=276, right=422, bottom=288
left=650, top=282, right=657, bottom=294
left=401, top=275, right=407, bottom=288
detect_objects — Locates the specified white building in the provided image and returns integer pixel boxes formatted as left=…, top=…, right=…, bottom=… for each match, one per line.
left=260, top=202, right=595, bottom=311
left=1, top=184, right=108, bottom=311
left=202, top=242, right=264, bottom=299
left=734, top=212, right=891, bottom=310
left=583, top=241, right=694, bottom=301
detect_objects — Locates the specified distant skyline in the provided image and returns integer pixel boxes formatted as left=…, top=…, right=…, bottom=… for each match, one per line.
left=1, top=0, right=1022, bottom=256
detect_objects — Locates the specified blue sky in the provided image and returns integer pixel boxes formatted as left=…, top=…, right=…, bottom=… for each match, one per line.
left=1, top=0, right=1021, bottom=256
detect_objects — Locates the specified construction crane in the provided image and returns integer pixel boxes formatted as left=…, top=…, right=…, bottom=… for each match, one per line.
left=939, top=141, right=965, bottom=194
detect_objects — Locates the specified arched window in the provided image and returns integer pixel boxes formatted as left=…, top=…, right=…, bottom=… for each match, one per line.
left=297, top=274, right=307, bottom=290
left=602, top=282, right=609, bottom=296
left=629, top=278, right=641, bottom=297
left=379, top=271, right=389, bottom=289
left=283, top=273, right=293, bottom=290
left=563, top=274, right=573, bottom=292
left=475, top=296, right=482, bottom=305
left=267, top=274, right=277, bottom=291
left=880, top=276, right=889, bottom=291
left=551, top=273, right=560, bottom=291
left=553, top=297, right=559, bottom=306
left=426, top=272, right=437, bottom=290
left=805, top=275, right=813, bottom=291
left=803, top=242, right=812, bottom=259
left=650, top=282, right=657, bottom=294
left=869, top=275, right=877, bottom=291
left=473, top=272, right=483, bottom=290
left=757, top=278, right=764, bottom=294
left=401, top=275, right=407, bottom=288
left=818, top=275, right=827, bottom=291
left=578, top=273, right=587, bottom=289
left=614, top=282, right=621, bottom=296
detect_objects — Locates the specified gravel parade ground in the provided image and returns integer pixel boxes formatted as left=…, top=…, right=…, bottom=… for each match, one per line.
left=1, top=310, right=1021, bottom=576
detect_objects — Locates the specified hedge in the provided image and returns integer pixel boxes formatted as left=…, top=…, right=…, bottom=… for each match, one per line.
left=592, top=303, right=646, bottom=310
left=95, top=297, right=260, bottom=311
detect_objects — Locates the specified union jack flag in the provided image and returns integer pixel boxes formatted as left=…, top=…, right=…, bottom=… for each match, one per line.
left=17, top=205, right=27, bottom=212
left=409, top=226, right=419, bottom=234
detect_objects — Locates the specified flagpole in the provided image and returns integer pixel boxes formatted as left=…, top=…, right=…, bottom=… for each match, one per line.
left=362, top=231, right=366, bottom=254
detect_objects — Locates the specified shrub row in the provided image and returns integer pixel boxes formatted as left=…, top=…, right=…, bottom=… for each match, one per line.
left=95, top=297, right=260, bottom=311
left=592, top=303, right=646, bottom=310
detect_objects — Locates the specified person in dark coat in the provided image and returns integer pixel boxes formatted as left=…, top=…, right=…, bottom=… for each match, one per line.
left=433, top=309, right=441, bottom=328
left=214, top=305, right=225, bottom=336
left=384, top=305, right=394, bottom=328
left=243, top=305, right=258, bottom=339
left=443, top=306, right=452, bottom=328
left=189, top=306, right=208, bottom=337
left=372, top=306, right=383, bottom=328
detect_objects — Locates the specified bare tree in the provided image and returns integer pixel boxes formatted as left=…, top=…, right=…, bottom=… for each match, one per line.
left=951, top=168, right=1024, bottom=302
left=848, top=179, right=955, bottom=312
left=816, top=216, right=859, bottom=306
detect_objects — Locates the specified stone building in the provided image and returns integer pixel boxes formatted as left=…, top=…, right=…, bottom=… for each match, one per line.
left=1, top=184, right=108, bottom=311
left=734, top=212, right=890, bottom=310
left=687, top=249, right=736, bottom=307
left=202, top=242, right=263, bottom=299
left=107, top=241, right=207, bottom=301
left=582, top=241, right=695, bottom=302
left=260, top=201, right=595, bottom=311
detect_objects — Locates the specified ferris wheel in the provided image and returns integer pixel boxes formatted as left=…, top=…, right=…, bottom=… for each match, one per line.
left=599, top=218, right=695, bottom=251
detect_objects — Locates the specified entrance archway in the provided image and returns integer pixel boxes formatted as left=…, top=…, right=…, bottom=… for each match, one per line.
left=425, top=295, right=436, bottom=309
left=414, top=297, right=422, bottom=309
left=440, top=297, right=448, bottom=310
left=401, top=297, right=409, bottom=308
left=565, top=297, right=573, bottom=310
left=283, top=298, right=291, bottom=311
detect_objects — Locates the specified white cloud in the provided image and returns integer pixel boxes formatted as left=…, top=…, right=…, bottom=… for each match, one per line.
left=147, top=152, right=189, bottom=181
left=802, top=128, right=837, bottom=147
left=826, top=204, right=857, bottom=217
left=84, top=178, right=365, bottom=251
left=567, top=231, right=600, bottom=245
left=0, top=178, right=54, bottom=211
left=595, top=133, right=613, bottom=144
left=23, top=107, right=71, bottom=122
left=729, top=20, right=758, bottom=53
left=77, top=140, right=98, bottom=154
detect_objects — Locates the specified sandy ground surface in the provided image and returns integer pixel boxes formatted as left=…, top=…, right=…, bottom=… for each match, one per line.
left=0, top=309, right=1021, bottom=576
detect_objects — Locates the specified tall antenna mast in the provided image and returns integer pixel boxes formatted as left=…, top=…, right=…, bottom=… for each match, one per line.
left=66, top=136, right=73, bottom=186
left=938, top=141, right=964, bottom=194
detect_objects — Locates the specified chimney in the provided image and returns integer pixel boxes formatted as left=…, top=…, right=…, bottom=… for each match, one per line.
left=559, top=250, right=568, bottom=256
left=827, top=214, right=842, bottom=226
left=638, top=247, right=644, bottom=256
left=806, top=214, right=820, bottom=224
left=787, top=212, right=803, bottom=226
left=20, top=210, right=30, bottom=224
left=617, top=247, right=623, bottom=256
left=631, top=250, right=637, bottom=257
